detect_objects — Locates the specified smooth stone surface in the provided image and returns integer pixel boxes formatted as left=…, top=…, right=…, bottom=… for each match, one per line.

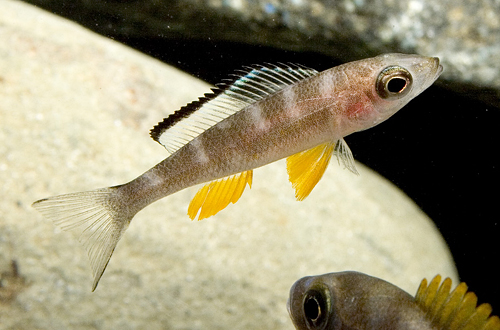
left=19, top=0, right=500, bottom=107
left=0, top=1, right=457, bottom=329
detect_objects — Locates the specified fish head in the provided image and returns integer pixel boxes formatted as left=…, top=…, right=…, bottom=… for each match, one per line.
left=287, top=272, right=335, bottom=330
left=339, top=53, right=443, bottom=135
left=287, top=271, right=427, bottom=330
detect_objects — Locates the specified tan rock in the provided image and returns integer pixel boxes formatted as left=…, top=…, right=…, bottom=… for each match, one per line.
left=0, top=1, right=457, bottom=329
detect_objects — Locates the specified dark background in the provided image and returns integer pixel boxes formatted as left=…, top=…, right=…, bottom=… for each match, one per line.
left=120, top=38, right=500, bottom=310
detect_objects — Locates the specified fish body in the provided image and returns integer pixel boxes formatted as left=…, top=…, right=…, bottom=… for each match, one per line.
left=33, top=54, right=442, bottom=290
left=287, top=271, right=500, bottom=330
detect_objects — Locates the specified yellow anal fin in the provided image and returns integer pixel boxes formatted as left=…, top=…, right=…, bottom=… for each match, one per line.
left=415, top=275, right=500, bottom=330
left=286, top=142, right=335, bottom=201
left=187, top=170, right=253, bottom=220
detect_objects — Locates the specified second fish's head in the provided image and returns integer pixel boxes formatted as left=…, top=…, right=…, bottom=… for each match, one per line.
left=287, top=271, right=500, bottom=330
left=335, top=53, right=443, bottom=135
left=287, top=271, right=430, bottom=330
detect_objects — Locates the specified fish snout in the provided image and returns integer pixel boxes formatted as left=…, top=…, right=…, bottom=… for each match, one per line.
left=432, top=57, right=444, bottom=77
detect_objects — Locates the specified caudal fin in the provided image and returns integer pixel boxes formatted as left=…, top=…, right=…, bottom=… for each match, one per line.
left=32, top=187, right=132, bottom=291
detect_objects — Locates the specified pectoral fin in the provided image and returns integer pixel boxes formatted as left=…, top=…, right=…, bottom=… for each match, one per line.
left=334, top=138, right=359, bottom=175
left=188, top=170, right=253, bottom=220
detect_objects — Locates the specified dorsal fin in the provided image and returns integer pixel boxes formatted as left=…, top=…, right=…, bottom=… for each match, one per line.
left=150, top=63, right=318, bottom=154
left=415, top=275, right=500, bottom=330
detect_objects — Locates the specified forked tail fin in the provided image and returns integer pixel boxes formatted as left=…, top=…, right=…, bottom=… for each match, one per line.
left=32, top=187, right=132, bottom=291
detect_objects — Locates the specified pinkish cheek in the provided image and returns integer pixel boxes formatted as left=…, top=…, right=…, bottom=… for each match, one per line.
left=346, top=98, right=374, bottom=120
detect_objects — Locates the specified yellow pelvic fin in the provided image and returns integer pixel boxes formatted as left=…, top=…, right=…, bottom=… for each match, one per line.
left=286, top=142, right=335, bottom=201
left=415, top=275, right=500, bottom=330
left=187, top=170, right=253, bottom=220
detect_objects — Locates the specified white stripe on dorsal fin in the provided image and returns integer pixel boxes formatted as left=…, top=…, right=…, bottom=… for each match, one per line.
left=150, top=63, right=318, bottom=154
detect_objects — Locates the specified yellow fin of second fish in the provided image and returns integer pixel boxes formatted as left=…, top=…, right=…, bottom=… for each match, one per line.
left=415, top=275, right=500, bottom=330
left=187, top=170, right=253, bottom=220
left=286, top=142, right=335, bottom=201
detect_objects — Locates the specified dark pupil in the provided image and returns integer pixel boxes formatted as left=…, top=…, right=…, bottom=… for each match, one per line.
left=304, top=296, right=321, bottom=321
left=387, top=77, right=407, bottom=93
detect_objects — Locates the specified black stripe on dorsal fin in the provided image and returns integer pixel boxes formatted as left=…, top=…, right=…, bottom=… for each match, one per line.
left=415, top=275, right=500, bottom=330
left=149, top=63, right=318, bottom=154
left=149, top=88, right=222, bottom=143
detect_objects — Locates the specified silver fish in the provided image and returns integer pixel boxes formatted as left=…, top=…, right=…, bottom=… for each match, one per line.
left=33, top=54, right=442, bottom=290
left=287, top=271, right=500, bottom=330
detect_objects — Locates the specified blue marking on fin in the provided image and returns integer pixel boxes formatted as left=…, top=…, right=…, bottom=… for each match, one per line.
left=150, top=63, right=318, bottom=154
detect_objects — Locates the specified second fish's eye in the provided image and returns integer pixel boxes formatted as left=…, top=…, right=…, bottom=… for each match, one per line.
left=303, top=289, right=329, bottom=329
left=376, top=66, right=413, bottom=99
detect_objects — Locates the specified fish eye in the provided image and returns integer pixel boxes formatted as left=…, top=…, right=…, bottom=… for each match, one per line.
left=376, top=66, right=413, bottom=99
left=303, top=289, right=329, bottom=329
